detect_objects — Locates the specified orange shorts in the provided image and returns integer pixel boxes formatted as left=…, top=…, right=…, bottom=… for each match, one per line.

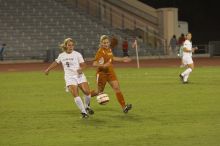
left=96, top=71, right=117, bottom=92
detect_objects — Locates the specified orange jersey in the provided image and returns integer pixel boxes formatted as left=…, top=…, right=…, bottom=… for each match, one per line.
left=94, top=47, right=114, bottom=73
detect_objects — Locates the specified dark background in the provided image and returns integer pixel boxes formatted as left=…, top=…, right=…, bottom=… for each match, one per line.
left=139, top=0, right=220, bottom=45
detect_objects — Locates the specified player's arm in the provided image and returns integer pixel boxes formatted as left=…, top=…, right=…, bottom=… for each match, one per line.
left=77, top=62, right=87, bottom=74
left=183, top=47, right=191, bottom=52
left=183, top=47, right=198, bottom=53
left=93, top=60, right=111, bottom=68
left=93, top=50, right=111, bottom=68
left=77, top=53, right=87, bottom=74
left=44, top=61, right=59, bottom=75
left=192, top=46, right=198, bottom=53
left=113, top=56, right=131, bottom=62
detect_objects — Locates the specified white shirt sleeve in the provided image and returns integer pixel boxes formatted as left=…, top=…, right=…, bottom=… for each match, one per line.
left=55, top=54, right=61, bottom=64
left=77, top=52, right=84, bottom=63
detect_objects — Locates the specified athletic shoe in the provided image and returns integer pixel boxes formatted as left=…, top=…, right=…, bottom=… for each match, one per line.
left=81, top=113, right=89, bottom=118
left=179, top=74, right=184, bottom=82
left=123, top=104, right=132, bottom=113
left=183, top=81, right=188, bottom=84
left=86, top=107, right=94, bottom=115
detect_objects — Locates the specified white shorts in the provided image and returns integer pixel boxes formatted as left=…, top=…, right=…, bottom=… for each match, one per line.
left=182, top=55, right=193, bottom=65
left=65, top=74, right=87, bottom=87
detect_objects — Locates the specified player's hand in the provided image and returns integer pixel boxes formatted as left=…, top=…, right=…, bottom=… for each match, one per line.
left=123, top=57, right=132, bottom=62
left=77, top=68, right=83, bottom=74
left=103, top=61, right=111, bottom=67
left=192, top=47, right=198, bottom=53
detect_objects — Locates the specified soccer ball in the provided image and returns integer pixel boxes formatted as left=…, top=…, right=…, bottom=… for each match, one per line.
left=96, top=93, right=110, bottom=105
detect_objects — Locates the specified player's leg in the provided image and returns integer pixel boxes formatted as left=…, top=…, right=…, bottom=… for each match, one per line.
left=78, top=82, right=94, bottom=115
left=183, top=63, right=194, bottom=82
left=107, top=72, right=129, bottom=111
left=187, top=62, right=194, bottom=69
left=90, top=89, right=98, bottom=97
left=180, top=57, right=194, bottom=83
left=68, top=85, right=88, bottom=118
left=89, top=73, right=106, bottom=97
left=78, top=82, right=91, bottom=107
left=90, top=74, right=99, bottom=97
left=108, top=80, right=132, bottom=113
left=109, top=80, right=125, bottom=107
left=126, top=49, right=129, bottom=57
left=97, top=73, right=107, bottom=93
left=107, top=72, right=125, bottom=109
left=123, top=49, right=126, bottom=57
left=76, top=74, right=94, bottom=115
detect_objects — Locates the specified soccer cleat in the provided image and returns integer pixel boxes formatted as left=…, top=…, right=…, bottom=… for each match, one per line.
left=81, top=113, right=89, bottom=118
left=179, top=74, right=184, bottom=82
left=86, top=107, right=94, bottom=115
left=183, top=81, right=188, bottom=84
left=123, top=104, right=132, bottom=113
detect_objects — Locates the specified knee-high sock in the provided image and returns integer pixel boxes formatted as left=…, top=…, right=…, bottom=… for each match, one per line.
left=116, top=92, right=126, bottom=108
left=84, top=94, right=91, bottom=108
left=74, top=96, right=86, bottom=114
left=181, top=68, right=192, bottom=77
left=182, top=68, right=192, bottom=82
left=184, top=74, right=189, bottom=82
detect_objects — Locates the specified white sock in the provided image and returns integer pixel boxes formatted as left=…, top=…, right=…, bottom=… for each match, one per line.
left=184, top=74, right=189, bottom=82
left=84, top=94, right=91, bottom=109
left=74, top=96, right=87, bottom=114
left=181, top=68, right=192, bottom=77
left=183, top=68, right=192, bottom=82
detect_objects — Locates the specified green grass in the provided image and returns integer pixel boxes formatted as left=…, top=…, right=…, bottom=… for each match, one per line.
left=0, top=67, right=220, bottom=146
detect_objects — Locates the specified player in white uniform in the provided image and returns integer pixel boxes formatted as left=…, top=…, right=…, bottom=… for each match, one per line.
left=44, top=38, right=94, bottom=118
left=179, top=33, right=197, bottom=83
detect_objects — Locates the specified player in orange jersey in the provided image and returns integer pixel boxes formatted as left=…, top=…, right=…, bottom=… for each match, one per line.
left=92, top=35, right=132, bottom=113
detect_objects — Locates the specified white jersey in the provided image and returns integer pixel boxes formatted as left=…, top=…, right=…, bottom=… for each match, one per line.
left=55, top=51, right=84, bottom=77
left=182, top=40, right=192, bottom=57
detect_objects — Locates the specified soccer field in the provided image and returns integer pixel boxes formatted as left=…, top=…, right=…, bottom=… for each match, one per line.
left=0, top=67, right=220, bottom=146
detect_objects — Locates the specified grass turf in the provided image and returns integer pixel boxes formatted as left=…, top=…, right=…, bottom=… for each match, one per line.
left=0, top=67, right=220, bottom=146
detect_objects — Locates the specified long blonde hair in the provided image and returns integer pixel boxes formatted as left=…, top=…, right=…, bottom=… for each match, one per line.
left=60, top=38, right=76, bottom=51
left=99, top=35, right=109, bottom=48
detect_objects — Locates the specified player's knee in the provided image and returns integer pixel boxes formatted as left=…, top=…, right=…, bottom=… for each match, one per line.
left=112, top=86, right=120, bottom=92
left=71, top=92, right=79, bottom=97
left=98, top=86, right=105, bottom=93
left=84, top=90, right=90, bottom=96
left=189, top=66, right=194, bottom=70
left=90, top=90, right=98, bottom=97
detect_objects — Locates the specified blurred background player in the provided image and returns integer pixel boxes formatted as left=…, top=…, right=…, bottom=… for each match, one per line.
left=122, top=37, right=129, bottom=57
left=92, top=35, right=132, bottom=113
left=179, top=33, right=198, bottom=84
left=169, top=35, right=177, bottom=55
left=110, top=34, right=118, bottom=56
left=44, top=38, right=94, bottom=118
left=0, top=43, right=6, bottom=61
